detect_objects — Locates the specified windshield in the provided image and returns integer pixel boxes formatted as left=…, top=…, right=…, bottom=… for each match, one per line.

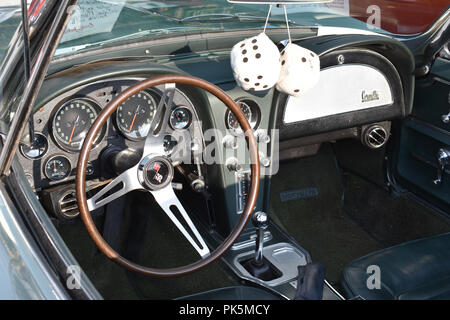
left=0, top=1, right=21, bottom=68
left=55, top=0, right=450, bottom=57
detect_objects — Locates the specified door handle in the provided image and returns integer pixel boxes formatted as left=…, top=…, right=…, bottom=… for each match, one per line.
left=443, top=92, right=450, bottom=124
left=433, top=148, right=450, bottom=185
left=443, top=112, right=450, bottom=124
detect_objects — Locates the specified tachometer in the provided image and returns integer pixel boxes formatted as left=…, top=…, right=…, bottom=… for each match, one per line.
left=116, top=91, right=157, bottom=140
left=52, top=98, right=102, bottom=152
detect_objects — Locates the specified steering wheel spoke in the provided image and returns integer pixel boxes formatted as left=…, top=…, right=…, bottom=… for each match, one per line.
left=87, top=166, right=141, bottom=211
left=151, top=185, right=210, bottom=258
left=143, top=83, right=176, bottom=156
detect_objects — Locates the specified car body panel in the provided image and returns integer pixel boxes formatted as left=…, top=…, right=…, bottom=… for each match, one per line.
left=0, top=179, right=68, bottom=299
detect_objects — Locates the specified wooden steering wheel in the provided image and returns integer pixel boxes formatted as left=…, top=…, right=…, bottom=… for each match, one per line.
left=76, top=75, right=260, bottom=277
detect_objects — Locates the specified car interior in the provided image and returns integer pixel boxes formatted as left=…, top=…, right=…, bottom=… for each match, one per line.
left=2, top=1, right=449, bottom=300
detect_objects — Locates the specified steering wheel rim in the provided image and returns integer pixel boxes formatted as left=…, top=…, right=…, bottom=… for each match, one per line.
left=75, top=74, right=260, bottom=277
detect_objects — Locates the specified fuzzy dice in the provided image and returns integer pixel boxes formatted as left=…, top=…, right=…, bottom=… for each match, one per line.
left=230, top=33, right=281, bottom=91
left=276, top=42, right=320, bottom=97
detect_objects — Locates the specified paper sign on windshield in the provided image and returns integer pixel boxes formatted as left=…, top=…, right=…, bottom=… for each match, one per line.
left=60, top=0, right=126, bottom=43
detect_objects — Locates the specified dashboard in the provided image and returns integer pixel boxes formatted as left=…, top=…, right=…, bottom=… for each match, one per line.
left=17, top=33, right=414, bottom=234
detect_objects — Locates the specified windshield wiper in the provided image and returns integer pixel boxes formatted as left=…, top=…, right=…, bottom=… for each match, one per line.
left=55, top=26, right=219, bottom=56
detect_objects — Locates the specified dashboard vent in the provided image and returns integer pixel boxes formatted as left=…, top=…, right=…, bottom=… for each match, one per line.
left=58, top=191, right=79, bottom=219
left=363, top=125, right=388, bottom=149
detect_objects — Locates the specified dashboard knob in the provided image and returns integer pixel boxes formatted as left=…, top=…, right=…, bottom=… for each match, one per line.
left=259, top=152, right=271, bottom=168
left=255, top=129, right=270, bottom=144
left=191, top=179, right=205, bottom=192
left=226, top=157, right=242, bottom=172
left=222, top=135, right=238, bottom=149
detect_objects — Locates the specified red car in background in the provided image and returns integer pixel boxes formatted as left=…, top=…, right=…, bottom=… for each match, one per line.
left=350, top=0, right=449, bottom=34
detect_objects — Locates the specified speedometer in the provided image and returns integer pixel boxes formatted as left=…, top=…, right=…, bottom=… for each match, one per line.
left=52, top=98, right=103, bottom=152
left=116, top=90, right=157, bottom=140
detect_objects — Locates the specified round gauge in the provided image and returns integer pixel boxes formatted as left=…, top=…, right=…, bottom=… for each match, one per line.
left=44, top=156, right=71, bottom=181
left=170, top=107, right=192, bottom=130
left=116, top=91, right=157, bottom=140
left=20, top=133, right=48, bottom=159
left=52, top=99, right=102, bottom=152
left=227, top=101, right=252, bottom=134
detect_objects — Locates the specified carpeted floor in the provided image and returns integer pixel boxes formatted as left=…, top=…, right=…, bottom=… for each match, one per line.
left=56, top=190, right=238, bottom=300
left=269, top=143, right=450, bottom=284
left=343, top=173, right=450, bottom=247
left=269, top=144, right=382, bottom=283
left=56, top=141, right=450, bottom=297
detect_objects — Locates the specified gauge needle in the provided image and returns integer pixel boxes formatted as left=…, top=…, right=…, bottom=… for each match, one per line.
left=129, top=105, right=140, bottom=131
left=53, top=161, right=56, bottom=172
left=68, top=116, right=80, bottom=144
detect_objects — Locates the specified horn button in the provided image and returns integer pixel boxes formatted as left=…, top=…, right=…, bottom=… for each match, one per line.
left=138, top=155, right=174, bottom=190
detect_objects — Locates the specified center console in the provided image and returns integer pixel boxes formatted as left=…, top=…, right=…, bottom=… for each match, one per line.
left=216, top=211, right=343, bottom=300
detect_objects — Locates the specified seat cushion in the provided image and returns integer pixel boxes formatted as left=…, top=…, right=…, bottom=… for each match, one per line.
left=177, top=286, right=283, bottom=300
left=341, top=233, right=450, bottom=300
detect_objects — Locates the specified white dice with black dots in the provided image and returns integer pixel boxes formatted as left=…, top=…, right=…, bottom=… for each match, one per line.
left=230, top=33, right=281, bottom=92
left=276, top=42, right=320, bottom=97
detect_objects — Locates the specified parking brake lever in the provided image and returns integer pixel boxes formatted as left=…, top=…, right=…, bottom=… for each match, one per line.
left=433, top=148, right=450, bottom=185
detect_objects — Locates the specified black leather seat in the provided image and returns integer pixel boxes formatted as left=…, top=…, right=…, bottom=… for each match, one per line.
left=341, top=233, right=450, bottom=300
left=177, top=286, right=283, bottom=300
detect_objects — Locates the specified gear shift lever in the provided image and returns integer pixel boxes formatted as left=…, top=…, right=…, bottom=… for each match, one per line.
left=242, top=211, right=279, bottom=281
left=252, top=211, right=268, bottom=265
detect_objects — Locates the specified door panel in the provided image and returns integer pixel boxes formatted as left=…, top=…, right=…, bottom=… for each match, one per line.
left=395, top=58, right=450, bottom=212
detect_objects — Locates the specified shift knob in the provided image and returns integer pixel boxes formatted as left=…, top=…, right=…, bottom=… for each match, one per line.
left=252, top=211, right=268, bottom=265
left=252, top=211, right=268, bottom=230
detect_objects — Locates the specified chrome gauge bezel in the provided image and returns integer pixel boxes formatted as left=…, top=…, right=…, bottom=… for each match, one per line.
left=225, top=99, right=261, bottom=135
left=51, top=98, right=105, bottom=153
left=169, top=106, right=192, bottom=130
left=115, top=89, right=159, bottom=141
left=19, top=132, right=48, bottom=160
left=44, top=155, right=72, bottom=181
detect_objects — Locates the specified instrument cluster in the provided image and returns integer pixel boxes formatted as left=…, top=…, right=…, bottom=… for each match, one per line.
left=20, top=79, right=197, bottom=189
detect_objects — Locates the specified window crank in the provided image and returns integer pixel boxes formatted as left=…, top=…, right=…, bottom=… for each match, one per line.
left=433, top=148, right=450, bottom=185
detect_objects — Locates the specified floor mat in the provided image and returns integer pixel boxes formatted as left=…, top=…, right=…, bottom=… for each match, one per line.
left=56, top=190, right=238, bottom=300
left=269, top=145, right=382, bottom=283
left=343, top=173, right=450, bottom=247
left=120, top=191, right=238, bottom=299
left=56, top=216, right=139, bottom=300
